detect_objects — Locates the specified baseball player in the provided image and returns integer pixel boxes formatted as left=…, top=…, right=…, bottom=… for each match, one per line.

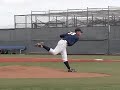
left=35, top=28, right=83, bottom=72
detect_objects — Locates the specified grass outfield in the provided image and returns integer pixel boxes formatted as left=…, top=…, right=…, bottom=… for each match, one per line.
left=0, top=54, right=120, bottom=60
left=0, top=55, right=120, bottom=90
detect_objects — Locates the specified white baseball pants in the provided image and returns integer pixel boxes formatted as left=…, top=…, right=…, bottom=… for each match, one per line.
left=49, top=40, right=68, bottom=62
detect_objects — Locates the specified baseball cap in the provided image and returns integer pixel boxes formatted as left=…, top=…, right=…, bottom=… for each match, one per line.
left=75, top=28, right=83, bottom=33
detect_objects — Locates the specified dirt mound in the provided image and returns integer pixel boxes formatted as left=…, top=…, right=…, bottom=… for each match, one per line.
left=0, top=66, right=110, bottom=78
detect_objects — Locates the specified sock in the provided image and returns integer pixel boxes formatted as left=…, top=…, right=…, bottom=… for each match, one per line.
left=43, top=45, right=50, bottom=51
left=64, top=61, right=71, bottom=70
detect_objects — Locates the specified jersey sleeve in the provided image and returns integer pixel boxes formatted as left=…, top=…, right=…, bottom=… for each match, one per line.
left=60, top=33, right=68, bottom=38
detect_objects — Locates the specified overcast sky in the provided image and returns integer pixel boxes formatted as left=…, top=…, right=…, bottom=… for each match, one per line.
left=0, top=0, right=120, bottom=28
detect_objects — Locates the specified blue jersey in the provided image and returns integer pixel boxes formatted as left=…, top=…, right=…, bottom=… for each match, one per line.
left=60, top=32, right=79, bottom=46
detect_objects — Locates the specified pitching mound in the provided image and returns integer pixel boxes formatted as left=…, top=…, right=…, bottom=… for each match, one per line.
left=0, top=66, right=110, bottom=78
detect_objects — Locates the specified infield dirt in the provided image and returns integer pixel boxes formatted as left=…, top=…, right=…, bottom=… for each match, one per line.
left=0, top=65, right=110, bottom=78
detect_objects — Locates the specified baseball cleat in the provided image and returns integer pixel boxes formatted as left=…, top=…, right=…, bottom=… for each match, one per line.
left=68, top=68, right=76, bottom=72
left=35, top=42, right=44, bottom=48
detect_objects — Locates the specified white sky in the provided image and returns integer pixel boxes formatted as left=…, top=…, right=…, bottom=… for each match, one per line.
left=0, top=0, right=120, bottom=28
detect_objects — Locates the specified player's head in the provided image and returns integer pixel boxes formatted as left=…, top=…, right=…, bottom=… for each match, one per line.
left=75, top=28, right=83, bottom=36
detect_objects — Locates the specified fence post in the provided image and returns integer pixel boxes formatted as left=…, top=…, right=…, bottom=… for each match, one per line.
left=66, top=9, right=68, bottom=27
left=87, top=7, right=88, bottom=26
left=107, top=6, right=110, bottom=55
left=14, top=15, right=16, bottom=28
left=31, top=11, right=33, bottom=28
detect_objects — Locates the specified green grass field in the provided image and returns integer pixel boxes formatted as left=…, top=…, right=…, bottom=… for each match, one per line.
left=0, top=55, right=120, bottom=90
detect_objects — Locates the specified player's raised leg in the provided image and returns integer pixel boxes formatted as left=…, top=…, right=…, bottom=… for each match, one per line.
left=35, top=41, right=63, bottom=55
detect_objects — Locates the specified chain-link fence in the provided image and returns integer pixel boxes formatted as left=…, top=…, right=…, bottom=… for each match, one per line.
left=14, top=6, right=120, bottom=28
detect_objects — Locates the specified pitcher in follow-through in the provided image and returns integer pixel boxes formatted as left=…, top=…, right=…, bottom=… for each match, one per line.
left=35, top=28, right=83, bottom=72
